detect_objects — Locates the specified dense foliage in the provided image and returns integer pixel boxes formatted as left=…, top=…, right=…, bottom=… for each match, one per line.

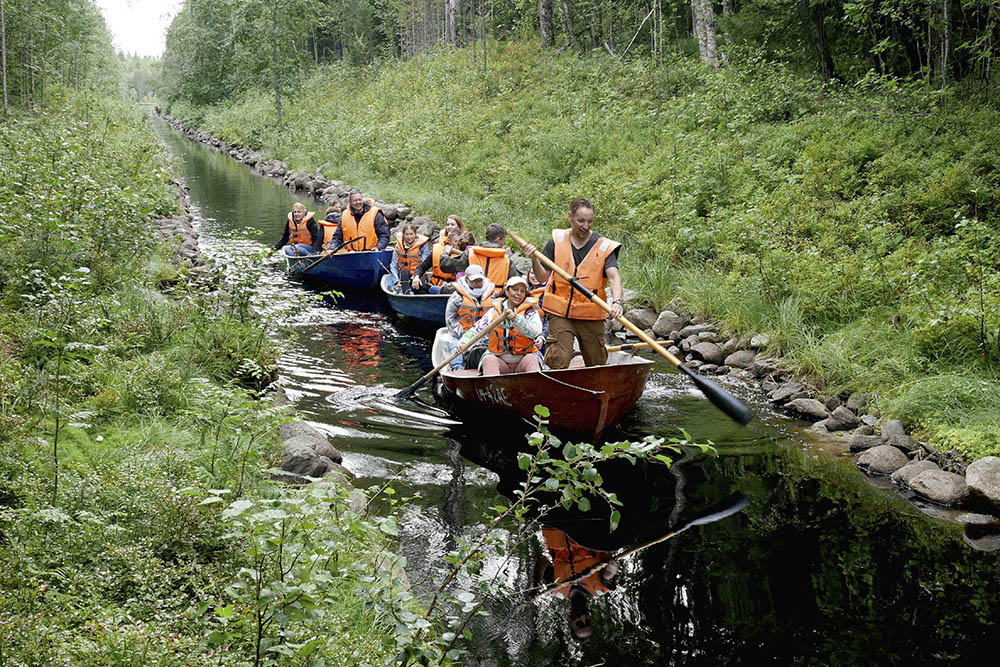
left=167, top=43, right=1000, bottom=459
left=158, top=0, right=1000, bottom=115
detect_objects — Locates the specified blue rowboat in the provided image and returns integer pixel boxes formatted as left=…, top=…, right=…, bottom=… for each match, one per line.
left=284, top=249, right=393, bottom=289
left=379, top=275, right=449, bottom=326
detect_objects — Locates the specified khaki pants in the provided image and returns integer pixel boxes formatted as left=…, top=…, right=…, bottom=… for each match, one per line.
left=544, top=315, right=608, bottom=369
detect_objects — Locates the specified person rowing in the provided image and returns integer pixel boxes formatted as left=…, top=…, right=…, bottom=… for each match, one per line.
left=520, top=197, right=623, bottom=369
left=458, top=276, right=542, bottom=376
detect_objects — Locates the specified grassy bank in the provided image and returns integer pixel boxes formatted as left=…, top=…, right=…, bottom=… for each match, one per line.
left=0, top=93, right=398, bottom=664
left=167, top=42, right=1000, bottom=460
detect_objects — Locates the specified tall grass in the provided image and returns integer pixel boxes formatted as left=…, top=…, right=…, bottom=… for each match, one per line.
left=168, top=42, right=1000, bottom=458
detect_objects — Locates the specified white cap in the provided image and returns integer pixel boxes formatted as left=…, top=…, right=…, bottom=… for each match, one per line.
left=465, top=265, right=485, bottom=282
left=504, top=276, right=529, bottom=290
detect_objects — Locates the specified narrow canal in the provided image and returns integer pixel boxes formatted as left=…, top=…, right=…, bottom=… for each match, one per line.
left=153, top=118, right=998, bottom=665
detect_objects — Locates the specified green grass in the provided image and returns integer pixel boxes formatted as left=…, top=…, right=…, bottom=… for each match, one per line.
left=165, top=42, right=1000, bottom=458
left=0, top=89, right=399, bottom=665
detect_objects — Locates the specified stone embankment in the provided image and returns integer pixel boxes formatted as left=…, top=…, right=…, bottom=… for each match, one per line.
left=155, top=111, right=1000, bottom=541
left=157, top=111, right=417, bottom=231
left=151, top=153, right=359, bottom=495
left=615, top=306, right=1000, bottom=534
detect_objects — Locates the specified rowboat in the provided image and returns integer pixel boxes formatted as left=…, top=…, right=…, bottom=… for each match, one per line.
left=431, top=327, right=652, bottom=440
left=284, top=249, right=393, bottom=289
left=379, top=275, right=449, bottom=326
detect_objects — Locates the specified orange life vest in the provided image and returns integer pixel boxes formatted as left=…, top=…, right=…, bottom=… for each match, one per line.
left=453, top=283, right=495, bottom=332
left=467, top=246, right=511, bottom=290
left=319, top=219, right=339, bottom=252
left=541, top=526, right=612, bottom=598
left=394, top=234, right=428, bottom=274
left=339, top=204, right=381, bottom=251
left=430, top=241, right=458, bottom=286
left=487, top=297, right=539, bottom=356
left=287, top=211, right=315, bottom=246
left=542, top=229, right=620, bottom=321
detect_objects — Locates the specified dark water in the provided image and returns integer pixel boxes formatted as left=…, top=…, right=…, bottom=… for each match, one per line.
left=152, top=118, right=999, bottom=665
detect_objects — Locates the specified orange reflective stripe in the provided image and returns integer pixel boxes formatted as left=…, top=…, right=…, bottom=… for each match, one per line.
left=453, top=283, right=494, bottom=331
left=287, top=211, right=315, bottom=246
left=487, top=298, right=539, bottom=355
left=542, top=229, right=620, bottom=320
left=394, top=235, right=428, bottom=274
left=430, top=242, right=457, bottom=285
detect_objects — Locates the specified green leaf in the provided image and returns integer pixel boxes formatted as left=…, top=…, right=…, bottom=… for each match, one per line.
left=198, top=496, right=224, bottom=506
left=577, top=497, right=591, bottom=512
left=534, top=405, right=550, bottom=417
left=380, top=517, right=399, bottom=536
left=609, top=510, right=621, bottom=531
left=544, top=478, right=559, bottom=490
left=517, top=452, right=532, bottom=470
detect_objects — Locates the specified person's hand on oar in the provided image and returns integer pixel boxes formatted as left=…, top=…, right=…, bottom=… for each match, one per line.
left=395, top=314, right=504, bottom=400
left=512, top=229, right=752, bottom=426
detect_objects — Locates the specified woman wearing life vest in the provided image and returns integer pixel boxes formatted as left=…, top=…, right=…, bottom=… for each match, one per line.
left=389, top=223, right=430, bottom=293
left=328, top=189, right=390, bottom=252
left=458, top=276, right=542, bottom=375
left=438, top=214, right=466, bottom=243
left=318, top=202, right=343, bottom=253
left=272, top=202, right=321, bottom=256
left=444, top=264, right=494, bottom=370
left=521, top=197, right=623, bottom=370
left=413, top=230, right=474, bottom=294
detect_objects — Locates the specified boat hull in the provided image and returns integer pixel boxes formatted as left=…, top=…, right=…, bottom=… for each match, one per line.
left=431, top=328, right=651, bottom=440
left=380, top=275, right=449, bottom=326
left=285, top=250, right=392, bottom=289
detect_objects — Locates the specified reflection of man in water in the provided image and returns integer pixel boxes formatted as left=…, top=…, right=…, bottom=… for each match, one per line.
left=535, top=526, right=619, bottom=641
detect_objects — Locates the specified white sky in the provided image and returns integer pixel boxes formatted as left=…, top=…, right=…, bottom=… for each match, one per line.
left=95, top=0, right=185, bottom=58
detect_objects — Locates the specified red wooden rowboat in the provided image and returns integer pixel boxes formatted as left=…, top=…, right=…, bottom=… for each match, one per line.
left=430, top=328, right=652, bottom=440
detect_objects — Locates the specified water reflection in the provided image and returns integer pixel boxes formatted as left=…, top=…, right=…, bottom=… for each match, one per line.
left=152, top=115, right=1000, bottom=666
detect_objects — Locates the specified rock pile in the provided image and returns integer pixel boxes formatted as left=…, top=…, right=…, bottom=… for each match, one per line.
left=613, top=306, right=1000, bottom=520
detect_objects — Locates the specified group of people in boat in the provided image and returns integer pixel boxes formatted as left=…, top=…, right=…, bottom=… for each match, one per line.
left=275, top=194, right=625, bottom=378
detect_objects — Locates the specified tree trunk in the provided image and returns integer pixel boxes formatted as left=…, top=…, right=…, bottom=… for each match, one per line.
left=481, top=0, right=487, bottom=75
left=938, top=0, right=951, bottom=87
left=539, top=0, right=553, bottom=48
left=722, top=0, right=733, bottom=17
left=446, top=0, right=459, bottom=44
left=1, top=0, right=8, bottom=118
left=272, top=0, right=282, bottom=125
left=691, top=0, right=719, bottom=67
left=811, top=1, right=836, bottom=80
left=560, top=0, right=578, bottom=48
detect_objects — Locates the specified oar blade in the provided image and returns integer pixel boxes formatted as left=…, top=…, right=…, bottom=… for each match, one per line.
left=395, top=377, right=427, bottom=401
left=678, top=363, right=753, bottom=425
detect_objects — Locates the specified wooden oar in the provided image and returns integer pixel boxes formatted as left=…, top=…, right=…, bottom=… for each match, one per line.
left=572, top=341, right=652, bottom=358
left=523, top=492, right=749, bottom=600
left=300, top=236, right=363, bottom=272
left=395, top=315, right=504, bottom=400
left=510, top=230, right=752, bottom=426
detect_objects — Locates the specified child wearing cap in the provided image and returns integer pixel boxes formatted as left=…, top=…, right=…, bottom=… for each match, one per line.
left=458, top=275, right=543, bottom=375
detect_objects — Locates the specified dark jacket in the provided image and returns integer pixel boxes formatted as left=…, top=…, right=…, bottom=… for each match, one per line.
left=329, top=202, right=390, bottom=250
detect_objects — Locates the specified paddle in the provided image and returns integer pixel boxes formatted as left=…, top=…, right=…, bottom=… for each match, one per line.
left=510, top=230, right=752, bottom=426
left=300, top=236, right=363, bottom=272
left=395, top=314, right=504, bottom=400
left=576, top=341, right=654, bottom=356
left=524, top=492, right=749, bottom=600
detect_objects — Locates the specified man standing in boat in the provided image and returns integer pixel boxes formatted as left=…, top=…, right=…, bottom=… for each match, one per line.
left=522, top=197, right=624, bottom=369
left=328, top=189, right=390, bottom=252
left=273, top=202, right=322, bottom=256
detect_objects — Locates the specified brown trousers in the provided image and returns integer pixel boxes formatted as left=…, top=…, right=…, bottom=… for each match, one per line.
left=544, top=315, right=608, bottom=369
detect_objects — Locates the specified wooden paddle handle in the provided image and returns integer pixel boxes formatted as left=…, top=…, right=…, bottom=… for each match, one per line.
left=510, top=231, right=683, bottom=368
